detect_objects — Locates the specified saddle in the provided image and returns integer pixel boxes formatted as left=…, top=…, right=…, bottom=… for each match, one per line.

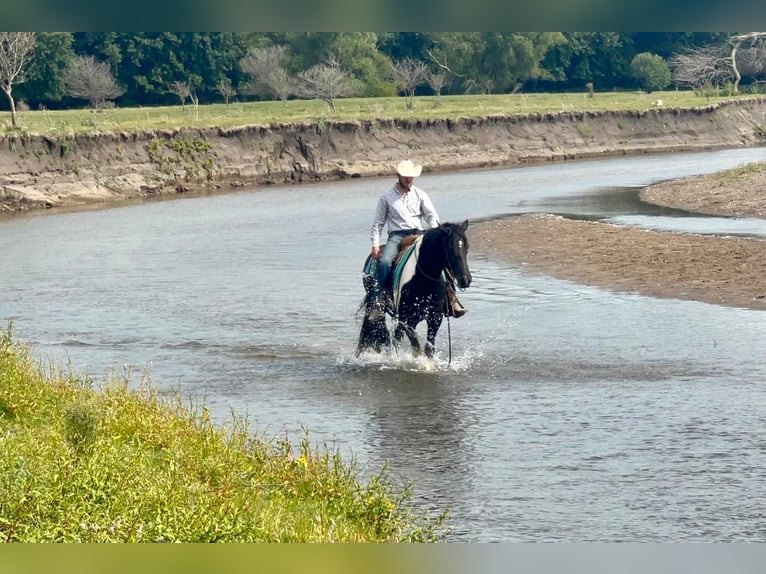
left=362, top=233, right=422, bottom=290
left=394, top=234, right=420, bottom=265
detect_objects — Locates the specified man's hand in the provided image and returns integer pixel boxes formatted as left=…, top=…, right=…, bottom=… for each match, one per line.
left=371, top=246, right=381, bottom=260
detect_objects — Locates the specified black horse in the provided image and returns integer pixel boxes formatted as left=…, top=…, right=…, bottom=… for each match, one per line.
left=356, top=220, right=472, bottom=358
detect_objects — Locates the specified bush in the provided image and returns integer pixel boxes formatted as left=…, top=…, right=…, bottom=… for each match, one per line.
left=630, top=52, right=671, bottom=93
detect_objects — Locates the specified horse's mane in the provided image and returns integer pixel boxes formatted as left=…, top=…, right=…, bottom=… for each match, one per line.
left=424, top=222, right=469, bottom=250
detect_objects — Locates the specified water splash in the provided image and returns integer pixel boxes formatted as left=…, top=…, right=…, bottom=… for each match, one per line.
left=336, top=344, right=486, bottom=374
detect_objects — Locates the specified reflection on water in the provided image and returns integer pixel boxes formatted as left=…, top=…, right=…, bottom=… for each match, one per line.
left=605, top=214, right=766, bottom=237
left=1, top=148, right=765, bottom=542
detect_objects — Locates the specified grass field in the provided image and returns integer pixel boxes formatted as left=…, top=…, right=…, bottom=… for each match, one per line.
left=7, top=91, right=763, bottom=136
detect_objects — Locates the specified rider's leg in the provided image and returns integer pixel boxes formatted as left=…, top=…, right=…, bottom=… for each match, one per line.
left=374, top=235, right=403, bottom=297
left=370, top=234, right=404, bottom=318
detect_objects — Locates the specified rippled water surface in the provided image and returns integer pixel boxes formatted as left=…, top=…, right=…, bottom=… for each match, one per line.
left=2, top=148, right=765, bottom=541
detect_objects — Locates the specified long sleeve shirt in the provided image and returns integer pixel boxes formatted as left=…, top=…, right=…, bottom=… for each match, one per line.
left=370, top=184, right=440, bottom=247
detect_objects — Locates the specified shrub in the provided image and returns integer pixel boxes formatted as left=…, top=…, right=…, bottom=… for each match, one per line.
left=630, top=52, right=671, bottom=93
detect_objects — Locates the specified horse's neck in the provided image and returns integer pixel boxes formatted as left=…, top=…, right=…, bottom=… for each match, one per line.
left=417, top=235, right=446, bottom=276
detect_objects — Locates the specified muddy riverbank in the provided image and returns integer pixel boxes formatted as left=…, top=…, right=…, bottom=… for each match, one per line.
left=470, top=162, right=766, bottom=311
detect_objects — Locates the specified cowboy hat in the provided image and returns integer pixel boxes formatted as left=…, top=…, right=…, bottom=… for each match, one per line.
left=396, top=159, right=422, bottom=178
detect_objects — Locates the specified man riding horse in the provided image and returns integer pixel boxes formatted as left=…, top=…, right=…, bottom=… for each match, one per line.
left=367, top=159, right=466, bottom=321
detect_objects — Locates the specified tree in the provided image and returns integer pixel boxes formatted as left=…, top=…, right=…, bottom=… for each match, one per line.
left=539, top=32, right=631, bottom=91
left=630, top=52, right=671, bottom=92
left=216, top=77, right=236, bottom=105
left=479, top=33, right=565, bottom=92
left=72, top=32, right=250, bottom=106
left=63, top=55, right=124, bottom=108
left=240, top=45, right=293, bottom=103
left=295, top=56, right=355, bottom=112
left=668, top=45, right=732, bottom=89
left=326, top=33, right=394, bottom=97
left=728, top=32, right=766, bottom=93
left=16, top=32, right=74, bottom=108
left=391, top=58, right=429, bottom=109
left=426, top=71, right=447, bottom=103
left=669, top=34, right=766, bottom=93
left=170, top=80, right=191, bottom=109
left=0, top=32, right=36, bottom=127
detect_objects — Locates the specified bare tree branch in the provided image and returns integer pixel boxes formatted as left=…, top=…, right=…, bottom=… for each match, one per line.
left=216, top=77, right=236, bottom=105
left=170, top=81, right=191, bottom=109
left=391, top=58, right=429, bottom=110
left=63, top=55, right=124, bottom=108
left=240, top=45, right=294, bottom=104
left=0, top=32, right=36, bottom=127
left=295, top=56, right=355, bottom=112
left=668, top=45, right=732, bottom=88
left=729, top=32, right=766, bottom=93
left=425, top=48, right=465, bottom=78
left=670, top=34, right=766, bottom=94
left=426, top=71, right=446, bottom=100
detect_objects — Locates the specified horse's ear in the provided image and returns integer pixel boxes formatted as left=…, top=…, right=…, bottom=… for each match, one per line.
left=461, top=219, right=469, bottom=231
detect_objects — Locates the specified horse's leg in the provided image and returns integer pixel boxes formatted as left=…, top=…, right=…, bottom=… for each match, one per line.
left=356, top=286, right=392, bottom=355
left=424, top=310, right=444, bottom=358
left=356, top=313, right=390, bottom=355
left=396, top=318, right=422, bottom=355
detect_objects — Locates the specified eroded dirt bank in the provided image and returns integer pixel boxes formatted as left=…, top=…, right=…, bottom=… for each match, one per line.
left=1, top=98, right=764, bottom=213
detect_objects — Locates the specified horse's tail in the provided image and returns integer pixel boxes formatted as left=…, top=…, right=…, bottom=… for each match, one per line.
left=355, top=290, right=391, bottom=356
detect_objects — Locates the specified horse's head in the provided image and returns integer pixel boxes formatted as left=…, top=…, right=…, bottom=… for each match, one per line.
left=441, top=220, right=472, bottom=289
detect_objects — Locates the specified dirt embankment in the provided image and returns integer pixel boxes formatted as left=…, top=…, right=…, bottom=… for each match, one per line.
left=1, top=98, right=764, bottom=213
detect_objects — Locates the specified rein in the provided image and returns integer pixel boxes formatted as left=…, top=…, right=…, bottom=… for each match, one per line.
left=415, top=232, right=459, bottom=366
left=415, top=234, right=457, bottom=282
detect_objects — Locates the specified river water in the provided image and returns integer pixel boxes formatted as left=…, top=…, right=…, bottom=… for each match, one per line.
left=2, top=147, right=765, bottom=542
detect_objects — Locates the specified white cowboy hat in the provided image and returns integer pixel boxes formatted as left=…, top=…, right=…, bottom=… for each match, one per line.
left=396, top=159, right=422, bottom=178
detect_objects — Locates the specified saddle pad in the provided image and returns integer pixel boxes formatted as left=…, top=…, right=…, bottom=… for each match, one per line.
left=362, top=253, right=377, bottom=277
left=392, top=236, right=423, bottom=311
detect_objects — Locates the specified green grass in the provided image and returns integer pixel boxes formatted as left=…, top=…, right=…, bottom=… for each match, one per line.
left=0, top=329, right=446, bottom=542
left=714, top=161, right=766, bottom=181
left=6, top=91, right=762, bottom=137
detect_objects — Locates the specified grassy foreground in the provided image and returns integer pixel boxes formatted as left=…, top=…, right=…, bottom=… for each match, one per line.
left=9, top=91, right=762, bottom=136
left=0, top=330, right=445, bottom=542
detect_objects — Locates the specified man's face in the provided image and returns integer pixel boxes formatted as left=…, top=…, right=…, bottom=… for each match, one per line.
left=398, top=175, right=415, bottom=190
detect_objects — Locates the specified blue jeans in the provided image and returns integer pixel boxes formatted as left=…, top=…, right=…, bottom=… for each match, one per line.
left=374, top=229, right=422, bottom=297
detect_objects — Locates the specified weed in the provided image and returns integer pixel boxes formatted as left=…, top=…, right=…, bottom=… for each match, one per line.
left=576, top=123, right=593, bottom=139
left=0, top=334, right=446, bottom=542
left=64, top=401, right=99, bottom=455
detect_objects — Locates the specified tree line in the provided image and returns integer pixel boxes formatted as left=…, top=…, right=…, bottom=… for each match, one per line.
left=2, top=32, right=765, bottom=120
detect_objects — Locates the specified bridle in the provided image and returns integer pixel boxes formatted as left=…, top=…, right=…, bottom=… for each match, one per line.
left=415, top=230, right=464, bottom=283
left=408, top=226, right=467, bottom=367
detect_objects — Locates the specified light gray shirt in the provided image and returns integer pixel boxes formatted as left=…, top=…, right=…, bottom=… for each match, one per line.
left=370, top=183, right=440, bottom=247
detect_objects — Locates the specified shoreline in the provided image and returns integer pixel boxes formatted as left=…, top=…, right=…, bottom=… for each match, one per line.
left=1, top=98, right=764, bottom=214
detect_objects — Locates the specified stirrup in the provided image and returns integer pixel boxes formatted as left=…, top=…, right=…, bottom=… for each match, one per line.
left=448, top=303, right=467, bottom=318
left=446, top=292, right=467, bottom=318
